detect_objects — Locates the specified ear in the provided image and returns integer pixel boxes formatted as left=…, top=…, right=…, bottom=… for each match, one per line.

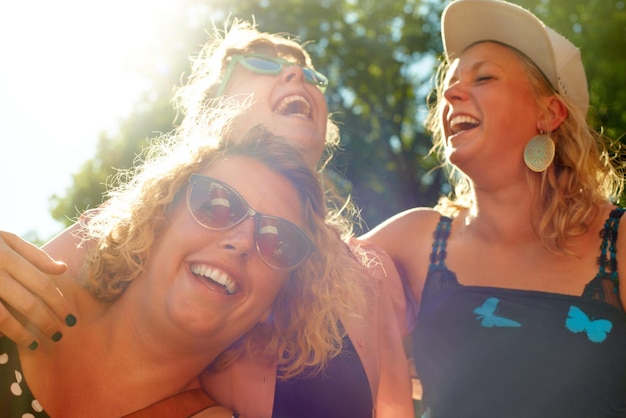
left=539, top=96, right=568, bottom=132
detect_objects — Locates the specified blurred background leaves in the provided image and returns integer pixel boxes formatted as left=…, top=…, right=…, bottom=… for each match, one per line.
left=49, top=0, right=626, bottom=235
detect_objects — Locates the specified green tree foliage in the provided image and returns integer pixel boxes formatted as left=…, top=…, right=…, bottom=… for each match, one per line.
left=50, top=0, right=626, bottom=232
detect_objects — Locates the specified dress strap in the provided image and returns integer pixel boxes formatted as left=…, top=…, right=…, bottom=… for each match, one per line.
left=597, top=207, right=625, bottom=287
left=420, top=216, right=459, bottom=302
left=584, top=207, right=626, bottom=308
left=428, top=216, right=452, bottom=271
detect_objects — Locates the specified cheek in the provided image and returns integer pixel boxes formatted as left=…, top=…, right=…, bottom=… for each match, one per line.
left=491, top=82, right=535, bottom=116
left=490, top=96, right=536, bottom=141
left=314, top=90, right=328, bottom=113
left=252, top=274, right=289, bottom=319
left=158, top=204, right=208, bottom=256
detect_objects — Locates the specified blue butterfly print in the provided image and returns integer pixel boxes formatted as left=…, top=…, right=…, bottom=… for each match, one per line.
left=565, top=305, right=613, bottom=343
left=473, top=297, right=521, bottom=328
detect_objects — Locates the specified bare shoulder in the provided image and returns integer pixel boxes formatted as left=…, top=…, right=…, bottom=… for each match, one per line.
left=361, top=207, right=443, bottom=251
left=361, top=207, right=445, bottom=304
left=350, top=238, right=396, bottom=279
left=42, top=222, right=86, bottom=276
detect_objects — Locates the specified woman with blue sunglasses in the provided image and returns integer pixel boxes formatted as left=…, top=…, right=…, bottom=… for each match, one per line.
left=174, top=24, right=338, bottom=171
left=0, top=19, right=413, bottom=418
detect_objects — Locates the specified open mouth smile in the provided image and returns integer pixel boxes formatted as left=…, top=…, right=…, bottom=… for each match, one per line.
left=273, top=95, right=312, bottom=118
left=449, top=115, right=480, bottom=134
left=191, top=264, right=238, bottom=295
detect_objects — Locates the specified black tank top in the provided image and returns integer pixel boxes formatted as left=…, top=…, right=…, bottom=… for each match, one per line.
left=413, top=208, right=626, bottom=418
left=272, top=330, right=372, bottom=418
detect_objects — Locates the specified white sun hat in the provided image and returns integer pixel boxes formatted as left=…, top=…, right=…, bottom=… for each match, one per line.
left=441, top=0, right=589, bottom=116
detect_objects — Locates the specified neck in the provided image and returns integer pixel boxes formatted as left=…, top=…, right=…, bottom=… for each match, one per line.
left=465, top=180, right=540, bottom=244
left=79, top=287, right=227, bottom=380
left=21, top=273, right=226, bottom=417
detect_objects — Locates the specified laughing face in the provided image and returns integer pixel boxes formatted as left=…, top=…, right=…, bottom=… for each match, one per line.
left=223, top=59, right=329, bottom=168
left=441, top=42, right=541, bottom=174
left=137, top=156, right=304, bottom=348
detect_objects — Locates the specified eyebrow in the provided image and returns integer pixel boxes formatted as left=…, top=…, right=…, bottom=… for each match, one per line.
left=447, top=59, right=497, bottom=84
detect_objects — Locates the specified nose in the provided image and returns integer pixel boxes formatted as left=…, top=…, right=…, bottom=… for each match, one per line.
left=443, top=80, right=468, bottom=103
left=219, top=217, right=256, bottom=259
left=280, top=64, right=306, bottom=85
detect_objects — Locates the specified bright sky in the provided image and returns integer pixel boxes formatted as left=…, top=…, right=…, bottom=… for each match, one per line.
left=0, top=0, right=181, bottom=242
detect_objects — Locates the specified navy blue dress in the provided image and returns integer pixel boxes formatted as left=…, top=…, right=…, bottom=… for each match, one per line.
left=413, top=208, right=626, bottom=418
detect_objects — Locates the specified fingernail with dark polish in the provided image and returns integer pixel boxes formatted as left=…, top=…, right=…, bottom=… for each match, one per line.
left=28, top=341, right=38, bottom=351
left=52, top=332, right=63, bottom=342
left=65, top=314, right=77, bottom=327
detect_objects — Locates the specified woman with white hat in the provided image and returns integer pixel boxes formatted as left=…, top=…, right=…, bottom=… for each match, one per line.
left=364, top=0, right=626, bottom=416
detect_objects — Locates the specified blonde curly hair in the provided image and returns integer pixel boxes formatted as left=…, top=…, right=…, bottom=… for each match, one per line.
left=426, top=44, right=625, bottom=253
left=80, top=124, right=368, bottom=379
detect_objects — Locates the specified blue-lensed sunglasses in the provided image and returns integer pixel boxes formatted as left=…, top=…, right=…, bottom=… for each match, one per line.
left=215, top=54, right=329, bottom=96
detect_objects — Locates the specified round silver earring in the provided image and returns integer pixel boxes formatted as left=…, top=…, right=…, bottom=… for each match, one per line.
left=524, top=133, right=555, bottom=172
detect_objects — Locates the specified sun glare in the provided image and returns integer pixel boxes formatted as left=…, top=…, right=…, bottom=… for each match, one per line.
left=0, top=0, right=187, bottom=239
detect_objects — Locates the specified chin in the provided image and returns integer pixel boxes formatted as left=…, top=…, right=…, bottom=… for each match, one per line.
left=282, top=131, right=324, bottom=156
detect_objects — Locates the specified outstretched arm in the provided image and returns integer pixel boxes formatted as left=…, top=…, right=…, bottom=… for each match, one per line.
left=0, top=227, right=79, bottom=348
left=360, top=207, right=441, bottom=307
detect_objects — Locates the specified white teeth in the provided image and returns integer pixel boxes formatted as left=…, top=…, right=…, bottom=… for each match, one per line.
left=274, top=95, right=311, bottom=118
left=449, top=115, right=480, bottom=134
left=191, top=264, right=237, bottom=295
left=450, top=115, right=480, bottom=127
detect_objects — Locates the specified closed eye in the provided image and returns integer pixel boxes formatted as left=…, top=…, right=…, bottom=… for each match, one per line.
left=476, top=75, right=494, bottom=83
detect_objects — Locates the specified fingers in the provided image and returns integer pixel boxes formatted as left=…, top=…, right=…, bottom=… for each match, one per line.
left=0, top=230, right=67, bottom=274
left=0, top=231, right=77, bottom=348
left=0, top=302, right=41, bottom=350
